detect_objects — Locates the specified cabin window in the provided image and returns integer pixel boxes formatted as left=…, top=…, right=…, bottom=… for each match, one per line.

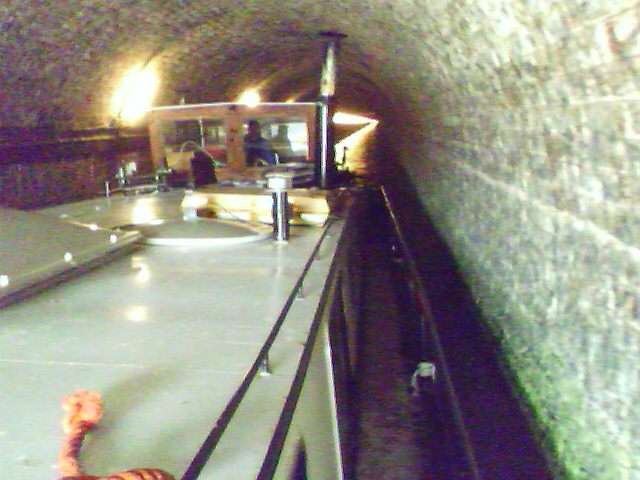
left=160, top=119, right=228, bottom=172
left=169, top=120, right=201, bottom=146
left=201, top=120, right=227, bottom=164
left=241, top=117, right=310, bottom=165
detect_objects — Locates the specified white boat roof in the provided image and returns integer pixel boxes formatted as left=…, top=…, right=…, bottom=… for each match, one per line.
left=0, top=190, right=344, bottom=479
left=0, top=206, right=140, bottom=305
left=149, top=101, right=318, bottom=113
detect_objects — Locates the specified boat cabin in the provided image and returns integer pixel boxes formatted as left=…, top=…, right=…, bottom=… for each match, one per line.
left=146, top=101, right=335, bottom=227
left=149, top=102, right=319, bottom=188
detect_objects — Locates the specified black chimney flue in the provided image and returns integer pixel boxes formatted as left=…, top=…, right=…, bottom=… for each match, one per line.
left=316, top=31, right=347, bottom=190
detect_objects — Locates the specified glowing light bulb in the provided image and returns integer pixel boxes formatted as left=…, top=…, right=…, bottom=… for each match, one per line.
left=238, top=89, right=261, bottom=107
left=332, top=111, right=377, bottom=125
left=112, top=64, right=158, bottom=124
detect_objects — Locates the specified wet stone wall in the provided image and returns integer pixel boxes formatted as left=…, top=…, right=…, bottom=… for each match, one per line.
left=400, top=2, right=640, bottom=479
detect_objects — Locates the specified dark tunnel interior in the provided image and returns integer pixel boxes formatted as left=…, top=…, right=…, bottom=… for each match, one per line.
left=0, top=2, right=638, bottom=479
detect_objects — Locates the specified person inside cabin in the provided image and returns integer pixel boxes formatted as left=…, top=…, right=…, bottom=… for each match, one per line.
left=243, top=119, right=276, bottom=166
left=270, top=124, right=295, bottom=161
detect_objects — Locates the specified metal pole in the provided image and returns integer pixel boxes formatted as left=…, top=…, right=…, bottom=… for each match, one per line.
left=317, top=102, right=331, bottom=189
left=272, top=190, right=290, bottom=243
left=317, top=31, right=347, bottom=190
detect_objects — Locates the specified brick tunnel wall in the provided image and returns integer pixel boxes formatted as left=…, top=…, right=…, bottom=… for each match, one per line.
left=0, top=1, right=638, bottom=479
left=0, top=134, right=152, bottom=209
left=395, top=3, right=640, bottom=479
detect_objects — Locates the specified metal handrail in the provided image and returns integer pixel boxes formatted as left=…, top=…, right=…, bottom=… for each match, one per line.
left=380, top=185, right=483, bottom=480
left=257, top=220, right=347, bottom=479
left=180, top=218, right=336, bottom=480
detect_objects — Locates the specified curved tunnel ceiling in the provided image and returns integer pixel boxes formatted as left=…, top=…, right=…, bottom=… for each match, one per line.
left=2, top=3, right=639, bottom=479
left=0, top=1, right=433, bottom=130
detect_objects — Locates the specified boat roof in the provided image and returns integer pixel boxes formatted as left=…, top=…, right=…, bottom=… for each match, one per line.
left=149, top=101, right=318, bottom=113
left=0, top=191, right=344, bottom=479
left=0, top=206, right=140, bottom=306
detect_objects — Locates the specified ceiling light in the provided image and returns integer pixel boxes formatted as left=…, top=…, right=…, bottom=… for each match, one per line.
left=112, top=64, right=158, bottom=124
left=238, top=89, right=261, bottom=107
left=332, top=112, right=377, bottom=125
